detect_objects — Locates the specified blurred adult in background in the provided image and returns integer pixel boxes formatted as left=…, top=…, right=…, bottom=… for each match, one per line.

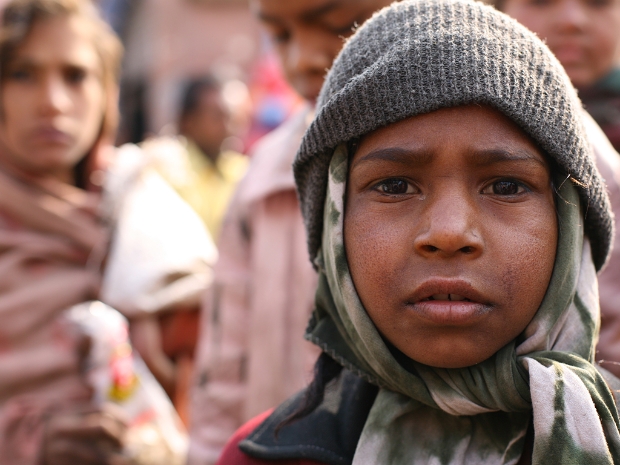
left=0, top=0, right=216, bottom=463
left=496, top=0, right=620, bottom=378
left=147, top=77, right=248, bottom=241
left=188, top=1, right=394, bottom=463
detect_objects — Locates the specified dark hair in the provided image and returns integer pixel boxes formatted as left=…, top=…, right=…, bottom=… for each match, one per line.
left=178, top=75, right=221, bottom=122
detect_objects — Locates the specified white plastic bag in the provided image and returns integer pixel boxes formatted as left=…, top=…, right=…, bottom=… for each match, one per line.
left=68, top=301, right=188, bottom=465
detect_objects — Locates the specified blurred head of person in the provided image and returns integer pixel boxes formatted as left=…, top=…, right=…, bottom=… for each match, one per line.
left=0, top=0, right=122, bottom=187
left=496, top=0, right=620, bottom=88
left=251, top=0, right=395, bottom=102
left=178, top=76, right=230, bottom=162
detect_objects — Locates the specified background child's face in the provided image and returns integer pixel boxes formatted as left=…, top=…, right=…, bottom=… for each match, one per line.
left=344, top=105, right=558, bottom=368
left=0, top=15, right=105, bottom=182
left=502, top=0, right=620, bottom=87
left=251, top=0, right=393, bottom=102
left=180, top=88, right=230, bottom=160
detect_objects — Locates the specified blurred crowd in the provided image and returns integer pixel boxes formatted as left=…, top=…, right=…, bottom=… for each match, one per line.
left=0, top=0, right=620, bottom=464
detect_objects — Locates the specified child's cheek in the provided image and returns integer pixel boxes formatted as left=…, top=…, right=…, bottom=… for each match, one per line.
left=344, top=200, right=416, bottom=286
left=490, top=203, right=558, bottom=325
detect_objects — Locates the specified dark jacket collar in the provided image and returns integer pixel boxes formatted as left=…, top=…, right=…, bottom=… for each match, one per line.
left=239, top=370, right=378, bottom=465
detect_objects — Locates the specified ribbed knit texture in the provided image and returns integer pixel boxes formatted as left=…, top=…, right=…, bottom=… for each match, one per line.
left=293, top=0, right=614, bottom=271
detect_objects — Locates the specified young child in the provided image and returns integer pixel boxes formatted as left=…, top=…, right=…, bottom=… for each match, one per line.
left=217, top=0, right=620, bottom=463
left=497, top=0, right=620, bottom=379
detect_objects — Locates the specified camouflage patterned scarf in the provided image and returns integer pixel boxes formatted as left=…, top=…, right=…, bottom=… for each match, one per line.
left=306, top=144, right=620, bottom=464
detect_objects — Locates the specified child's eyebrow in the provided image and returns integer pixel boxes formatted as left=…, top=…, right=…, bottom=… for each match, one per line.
left=8, top=56, right=99, bottom=74
left=301, top=0, right=342, bottom=22
left=351, top=147, right=546, bottom=169
left=6, top=57, right=37, bottom=68
left=257, top=0, right=343, bottom=24
left=352, top=147, right=433, bottom=168
left=470, top=149, right=548, bottom=169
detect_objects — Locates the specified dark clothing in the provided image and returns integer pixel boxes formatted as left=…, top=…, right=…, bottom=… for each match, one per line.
left=218, top=370, right=378, bottom=465
left=580, top=68, right=620, bottom=152
left=216, top=411, right=322, bottom=465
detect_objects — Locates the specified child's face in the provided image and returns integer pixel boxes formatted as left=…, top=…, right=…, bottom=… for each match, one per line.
left=344, top=105, right=557, bottom=369
left=502, top=0, right=620, bottom=88
left=251, top=0, right=393, bottom=102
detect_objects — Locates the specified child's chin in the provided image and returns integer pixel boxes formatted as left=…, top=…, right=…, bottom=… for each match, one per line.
left=401, top=342, right=499, bottom=369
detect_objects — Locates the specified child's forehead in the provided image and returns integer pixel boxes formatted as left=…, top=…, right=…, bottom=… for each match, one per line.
left=352, top=104, right=546, bottom=163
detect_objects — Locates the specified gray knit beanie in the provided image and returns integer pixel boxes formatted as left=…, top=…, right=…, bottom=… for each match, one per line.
left=293, top=0, right=614, bottom=271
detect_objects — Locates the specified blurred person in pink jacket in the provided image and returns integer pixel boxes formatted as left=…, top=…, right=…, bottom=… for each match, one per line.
left=494, top=0, right=620, bottom=377
left=0, top=0, right=216, bottom=463
left=187, top=1, right=396, bottom=463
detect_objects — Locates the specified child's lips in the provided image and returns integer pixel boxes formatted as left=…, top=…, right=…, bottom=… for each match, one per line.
left=406, top=279, right=492, bottom=325
left=32, top=126, right=73, bottom=145
left=408, top=299, right=491, bottom=326
left=550, top=43, right=586, bottom=65
left=421, top=293, right=468, bottom=302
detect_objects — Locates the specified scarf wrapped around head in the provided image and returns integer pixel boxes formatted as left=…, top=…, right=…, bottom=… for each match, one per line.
left=292, top=0, right=620, bottom=463
left=307, top=145, right=620, bottom=464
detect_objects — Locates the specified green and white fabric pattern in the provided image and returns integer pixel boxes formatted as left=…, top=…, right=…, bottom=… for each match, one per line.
left=305, top=144, right=620, bottom=465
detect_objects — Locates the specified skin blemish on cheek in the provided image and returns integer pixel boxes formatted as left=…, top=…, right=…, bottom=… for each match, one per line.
left=499, top=264, right=518, bottom=309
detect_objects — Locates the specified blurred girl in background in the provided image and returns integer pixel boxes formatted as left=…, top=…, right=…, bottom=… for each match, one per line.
left=0, top=0, right=215, bottom=463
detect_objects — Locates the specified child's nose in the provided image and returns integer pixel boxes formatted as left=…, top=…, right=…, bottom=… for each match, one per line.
left=39, top=75, right=71, bottom=116
left=413, top=192, right=483, bottom=259
left=556, top=0, right=589, bottom=31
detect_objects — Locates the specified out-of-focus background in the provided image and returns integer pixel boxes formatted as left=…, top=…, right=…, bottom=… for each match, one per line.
left=2, top=0, right=620, bottom=463
left=94, top=0, right=301, bottom=152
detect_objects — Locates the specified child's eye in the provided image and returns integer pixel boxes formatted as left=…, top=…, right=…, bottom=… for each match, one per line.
left=374, top=178, right=416, bottom=195
left=587, top=0, right=612, bottom=7
left=482, top=180, right=527, bottom=196
left=273, top=31, right=290, bottom=44
left=528, top=0, right=553, bottom=6
left=8, top=68, right=33, bottom=82
left=64, top=67, right=87, bottom=85
left=264, top=25, right=291, bottom=44
left=327, top=21, right=358, bottom=36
